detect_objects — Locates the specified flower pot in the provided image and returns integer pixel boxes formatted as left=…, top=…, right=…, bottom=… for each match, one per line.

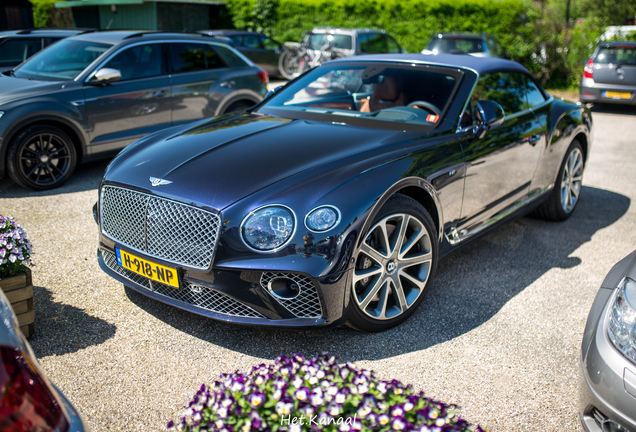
left=0, top=269, right=34, bottom=338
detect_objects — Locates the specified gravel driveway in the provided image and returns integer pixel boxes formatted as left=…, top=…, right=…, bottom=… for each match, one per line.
left=1, top=102, right=635, bottom=431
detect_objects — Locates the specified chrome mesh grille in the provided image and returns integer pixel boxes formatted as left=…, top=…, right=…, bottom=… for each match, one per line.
left=101, top=187, right=147, bottom=251
left=260, top=272, right=323, bottom=318
left=101, top=186, right=220, bottom=269
left=102, top=250, right=265, bottom=318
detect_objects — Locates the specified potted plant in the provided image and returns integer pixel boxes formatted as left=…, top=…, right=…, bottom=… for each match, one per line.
left=169, top=353, right=485, bottom=432
left=0, top=215, right=34, bottom=338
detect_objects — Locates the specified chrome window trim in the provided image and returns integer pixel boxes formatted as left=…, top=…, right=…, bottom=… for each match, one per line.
left=240, top=204, right=298, bottom=254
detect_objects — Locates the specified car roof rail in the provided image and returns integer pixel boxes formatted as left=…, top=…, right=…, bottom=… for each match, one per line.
left=16, top=27, right=95, bottom=34
left=123, top=30, right=208, bottom=40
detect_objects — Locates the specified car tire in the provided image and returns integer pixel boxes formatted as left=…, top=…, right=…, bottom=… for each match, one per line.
left=278, top=48, right=304, bottom=80
left=224, top=101, right=254, bottom=114
left=534, top=139, right=584, bottom=221
left=347, top=194, right=438, bottom=332
left=7, top=125, right=77, bottom=191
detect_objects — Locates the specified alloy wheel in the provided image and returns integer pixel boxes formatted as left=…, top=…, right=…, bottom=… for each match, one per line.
left=17, top=132, right=73, bottom=188
left=353, top=213, right=433, bottom=320
left=560, top=147, right=584, bottom=214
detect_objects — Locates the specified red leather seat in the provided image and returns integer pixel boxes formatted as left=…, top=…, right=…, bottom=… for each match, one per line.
left=360, top=76, right=406, bottom=112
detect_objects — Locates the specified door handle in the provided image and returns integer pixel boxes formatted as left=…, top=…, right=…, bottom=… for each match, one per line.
left=152, top=90, right=168, bottom=98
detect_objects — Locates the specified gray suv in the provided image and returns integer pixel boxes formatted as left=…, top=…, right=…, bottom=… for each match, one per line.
left=0, top=31, right=267, bottom=190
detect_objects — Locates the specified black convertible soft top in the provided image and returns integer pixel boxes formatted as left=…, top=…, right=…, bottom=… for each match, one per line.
left=334, top=53, right=531, bottom=76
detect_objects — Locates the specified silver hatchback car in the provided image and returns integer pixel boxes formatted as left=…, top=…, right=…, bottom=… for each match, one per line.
left=580, top=250, right=636, bottom=432
left=580, top=41, right=636, bottom=106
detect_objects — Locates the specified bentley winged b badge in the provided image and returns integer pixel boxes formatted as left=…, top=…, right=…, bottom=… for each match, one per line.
left=149, top=177, right=172, bottom=187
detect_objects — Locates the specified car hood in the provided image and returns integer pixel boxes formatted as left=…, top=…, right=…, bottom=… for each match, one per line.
left=0, top=75, right=66, bottom=105
left=104, top=113, right=398, bottom=210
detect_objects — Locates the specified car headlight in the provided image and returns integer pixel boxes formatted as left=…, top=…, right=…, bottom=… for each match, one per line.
left=608, top=278, right=636, bottom=363
left=305, top=205, right=340, bottom=232
left=241, top=205, right=295, bottom=251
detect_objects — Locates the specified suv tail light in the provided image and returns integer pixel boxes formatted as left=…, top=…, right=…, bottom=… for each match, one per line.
left=583, top=59, right=593, bottom=79
left=257, top=70, right=269, bottom=85
left=0, top=346, right=69, bottom=432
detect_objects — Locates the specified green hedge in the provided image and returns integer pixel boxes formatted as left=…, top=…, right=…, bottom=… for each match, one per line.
left=225, top=0, right=609, bottom=88
left=228, top=0, right=532, bottom=54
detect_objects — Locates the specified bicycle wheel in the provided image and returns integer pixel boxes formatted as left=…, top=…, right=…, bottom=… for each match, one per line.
left=278, top=48, right=307, bottom=80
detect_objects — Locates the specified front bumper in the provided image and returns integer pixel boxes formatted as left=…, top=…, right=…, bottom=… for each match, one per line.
left=98, top=244, right=351, bottom=328
left=580, top=77, right=636, bottom=106
left=579, top=288, right=636, bottom=432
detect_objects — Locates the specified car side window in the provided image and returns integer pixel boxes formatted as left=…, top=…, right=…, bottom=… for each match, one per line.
left=471, top=71, right=528, bottom=118
left=359, top=33, right=386, bottom=54
left=386, top=36, right=401, bottom=53
left=103, top=43, right=165, bottom=81
left=213, top=44, right=248, bottom=68
left=243, top=34, right=262, bottom=49
left=261, top=36, right=279, bottom=51
left=228, top=35, right=243, bottom=46
left=171, top=42, right=226, bottom=73
left=0, top=38, right=42, bottom=67
left=524, top=76, right=546, bottom=108
left=486, top=37, right=500, bottom=56
left=204, top=45, right=226, bottom=69
left=43, top=37, right=62, bottom=48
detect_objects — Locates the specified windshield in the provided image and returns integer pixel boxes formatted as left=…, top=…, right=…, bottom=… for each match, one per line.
left=307, top=33, right=353, bottom=50
left=14, top=39, right=111, bottom=81
left=258, top=64, right=460, bottom=130
left=426, top=37, right=485, bottom=54
left=596, top=46, right=636, bottom=65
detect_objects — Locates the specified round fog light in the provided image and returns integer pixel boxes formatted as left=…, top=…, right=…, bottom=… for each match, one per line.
left=267, top=277, right=301, bottom=299
left=305, top=206, right=340, bottom=232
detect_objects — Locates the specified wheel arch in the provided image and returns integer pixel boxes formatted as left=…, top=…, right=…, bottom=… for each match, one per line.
left=215, top=90, right=263, bottom=116
left=2, top=115, right=86, bottom=178
left=359, top=176, right=444, bottom=248
left=574, top=132, right=589, bottom=163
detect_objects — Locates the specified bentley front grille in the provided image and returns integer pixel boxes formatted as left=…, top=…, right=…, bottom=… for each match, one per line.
left=102, top=249, right=265, bottom=319
left=100, top=186, right=220, bottom=270
left=260, top=272, right=323, bottom=318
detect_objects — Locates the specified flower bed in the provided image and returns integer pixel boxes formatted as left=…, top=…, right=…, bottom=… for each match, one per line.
left=0, top=215, right=35, bottom=337
left=169, top=353, right=485, bottom=432
left=0, top=215, right=33, bottom=278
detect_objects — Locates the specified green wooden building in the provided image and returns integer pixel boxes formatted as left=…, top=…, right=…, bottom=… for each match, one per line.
left=54, top=0, right=231, bottom=31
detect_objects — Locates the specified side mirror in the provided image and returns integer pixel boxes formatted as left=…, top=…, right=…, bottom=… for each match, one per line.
left=89, top=68, right=121, bottom=85
left=474, top=100, right=505, bottom=139
left=264, top=85, right=283, bottom=100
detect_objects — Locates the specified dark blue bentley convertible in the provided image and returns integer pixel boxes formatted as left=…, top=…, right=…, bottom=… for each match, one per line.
left=95, top=54, right=592, bottom=331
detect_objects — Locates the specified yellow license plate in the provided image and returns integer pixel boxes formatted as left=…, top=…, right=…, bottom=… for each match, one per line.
left=604, top=91, right=631, bottom=100
left=116, top=248, right=179, bottom=288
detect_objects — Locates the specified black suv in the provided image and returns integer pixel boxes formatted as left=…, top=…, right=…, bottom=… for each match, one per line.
left=0, top=31, right=268, bottom=190
left=0, top=28, right=92, bottom=70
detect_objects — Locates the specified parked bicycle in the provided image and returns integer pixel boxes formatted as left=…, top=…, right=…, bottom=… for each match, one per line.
left=278, top=36, right=345, bottom=80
